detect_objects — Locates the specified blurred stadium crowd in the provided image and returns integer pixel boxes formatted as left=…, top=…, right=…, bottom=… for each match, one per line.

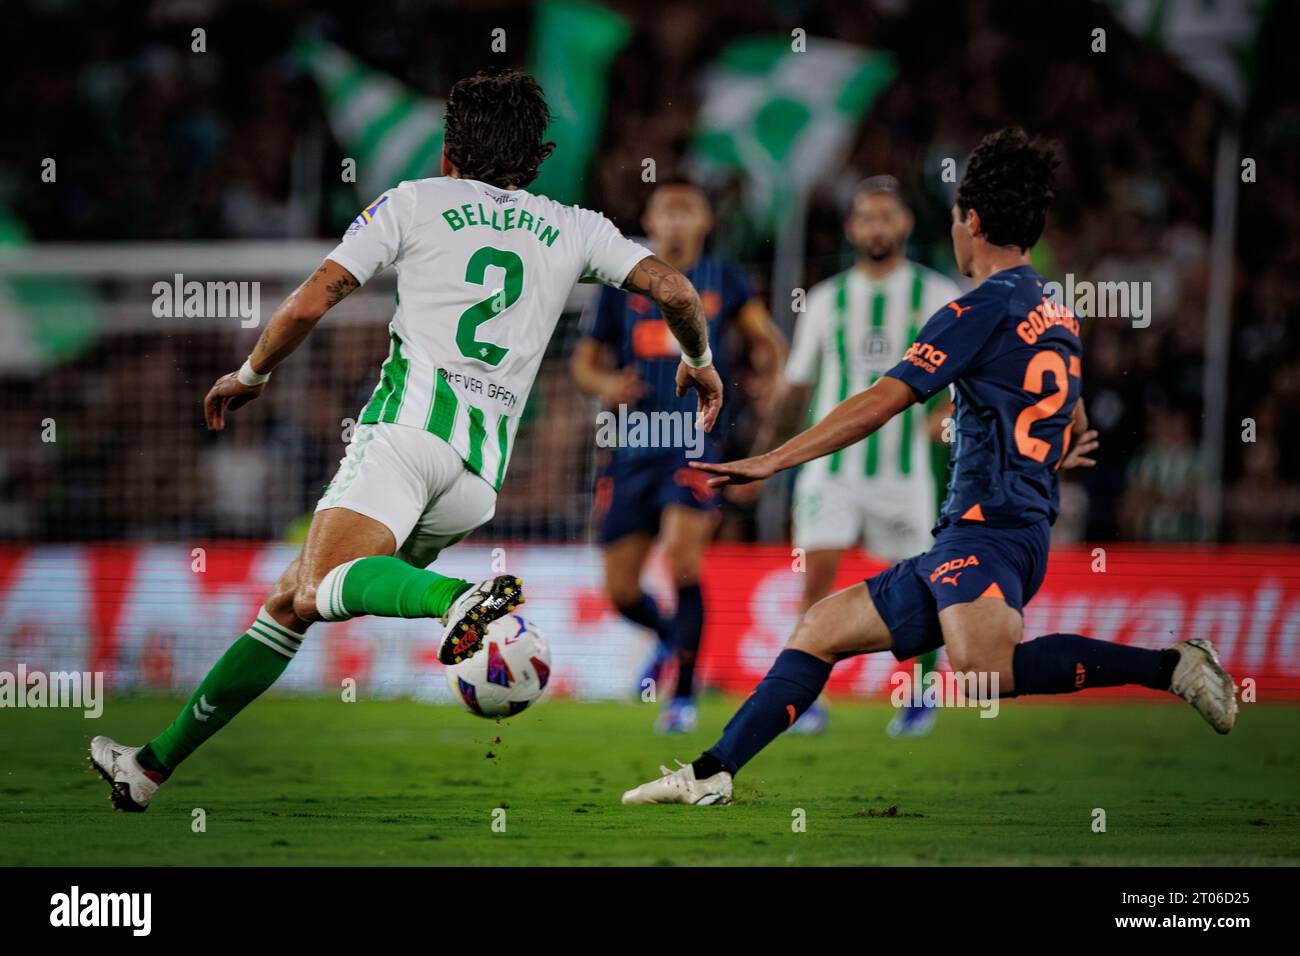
left=2, top=0, right=1298, bottom=544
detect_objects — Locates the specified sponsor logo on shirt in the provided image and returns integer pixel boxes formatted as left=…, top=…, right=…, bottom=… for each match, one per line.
left=344, top=194, right=390, bottom=237
left=902, top=340, right=948, bottom=374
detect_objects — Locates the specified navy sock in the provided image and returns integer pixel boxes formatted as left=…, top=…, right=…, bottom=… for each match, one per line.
left=672, top=583, right=704, bottom=700
left=1012, top=633, right=1179, bottom=695
left=615, top=593, right=672, bottom=646
left=697, top=648, right=832, bottom=777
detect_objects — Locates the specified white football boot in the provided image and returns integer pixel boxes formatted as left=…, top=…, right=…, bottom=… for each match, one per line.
left=439, top=575, right=525, bottom=665
left=1167, top=638, right=1237, bottom=734
left=621, top=760, right=733, bottom=805
left=89, top=736, right=163, bottom=812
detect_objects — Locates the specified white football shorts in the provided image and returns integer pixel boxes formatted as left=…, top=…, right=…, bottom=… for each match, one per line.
left=315, top=422, right=497, bottom=568
left=791, top=472, right=935, bottom=562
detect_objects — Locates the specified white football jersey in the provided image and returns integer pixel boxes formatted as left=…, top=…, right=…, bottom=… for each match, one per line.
left=326, top=176, right=651, bottom=490
left=785, top=261, right=961, bottom=485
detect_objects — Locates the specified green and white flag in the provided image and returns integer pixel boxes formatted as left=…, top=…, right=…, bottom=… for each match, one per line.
left=293, top=35, right=445, bottom=199
left=528, top=0, right=631, bottom=204
left=0, top=210, right=100, bottom=373
left=690, top=36, right=896, bottom=234
left=1110, top=0, right=1267, bottom=110
left=295, top=0, right=629, bottom=204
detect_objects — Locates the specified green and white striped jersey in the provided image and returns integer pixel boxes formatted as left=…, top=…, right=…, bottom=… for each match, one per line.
left=786, top=262, right=961, bottom=484
left=327, top=176, right=651, bottom=490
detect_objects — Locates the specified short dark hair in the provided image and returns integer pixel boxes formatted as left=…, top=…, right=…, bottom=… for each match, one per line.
left=443, top=70, right=555, bottom=189
left=956, top=127, right=1059, bottom=250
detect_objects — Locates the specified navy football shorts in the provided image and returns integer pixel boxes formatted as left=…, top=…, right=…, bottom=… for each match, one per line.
left=594, top=449, right=722, bottom=544
left=866, top=518, right=1051, bottom=661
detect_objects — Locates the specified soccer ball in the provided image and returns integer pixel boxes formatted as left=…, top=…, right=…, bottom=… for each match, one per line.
left=445, top=614, right=552, bottom=718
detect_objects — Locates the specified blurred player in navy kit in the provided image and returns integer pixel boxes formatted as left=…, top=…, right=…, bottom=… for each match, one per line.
left=572, top=177, right=785, bottom=733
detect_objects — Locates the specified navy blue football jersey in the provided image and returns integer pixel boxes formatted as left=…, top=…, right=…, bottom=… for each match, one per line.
left=580, top=254, right=752, bottom=460
left=884, top=264, right=1083, bottom=531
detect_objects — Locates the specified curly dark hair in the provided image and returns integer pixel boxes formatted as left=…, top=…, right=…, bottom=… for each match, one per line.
left=443, top=70, right=555, bottom=189
left=956, top=127, right=1059, bottom=250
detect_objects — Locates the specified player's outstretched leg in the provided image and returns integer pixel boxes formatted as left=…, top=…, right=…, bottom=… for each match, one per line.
left=1008, top=631, right=1237, bottom=733
left=622, top=582, right=890, bottom=805
left=941, top=599, right=1238, bottom=733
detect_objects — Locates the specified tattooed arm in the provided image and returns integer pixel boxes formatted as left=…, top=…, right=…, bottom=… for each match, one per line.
left=622, top=255, right=708, bottom=357
left=621, top=254, right=724, bottom=432
left=204, top=259, right=361, bottom=430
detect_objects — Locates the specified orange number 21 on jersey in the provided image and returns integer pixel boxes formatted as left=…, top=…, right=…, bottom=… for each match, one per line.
left=1014, top=350, right=1081, bottom=463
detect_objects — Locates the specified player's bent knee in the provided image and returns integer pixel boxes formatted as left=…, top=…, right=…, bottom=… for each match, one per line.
left=945, top=647, right=977, bottom=674
left=787, top=599, right=846, bottom=660
left=662, top=541, right=703, bottom=585
left=265, top=586, right=297, bottom=621
left=291, top=584, right=324, bottom=623
left=946, top=645, right=1010, bottom=676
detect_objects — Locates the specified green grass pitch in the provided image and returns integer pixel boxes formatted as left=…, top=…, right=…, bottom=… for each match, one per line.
left=3, top=696, right=1298, bottom=866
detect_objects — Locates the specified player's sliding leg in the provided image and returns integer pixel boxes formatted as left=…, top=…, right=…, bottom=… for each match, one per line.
left=655, top=505, right=715, bottom=734
left=622, top=576, right=1237, bottom=805
left=940, top=599, right=1237, bottom=733
left=786, top=546, right=843, bottom=735
left=603, top=532, right=674, bottom=694
left=622, top=583, right=890, bottom=805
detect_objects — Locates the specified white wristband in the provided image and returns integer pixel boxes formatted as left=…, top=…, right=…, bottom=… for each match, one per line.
left=681, top=346, right=713, bottom=369
left=237, top=358, right=270, bottom=386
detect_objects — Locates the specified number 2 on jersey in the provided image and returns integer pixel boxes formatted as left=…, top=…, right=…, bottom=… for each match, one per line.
left=1014, top=349, right=1080, bottom=463
left=457, top=246, right=523, bottom=367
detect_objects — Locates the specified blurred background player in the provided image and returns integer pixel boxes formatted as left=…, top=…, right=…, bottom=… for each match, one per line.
left=572, top=177, right=785, bottom=733
left=752, top=177, right=960, bottom=737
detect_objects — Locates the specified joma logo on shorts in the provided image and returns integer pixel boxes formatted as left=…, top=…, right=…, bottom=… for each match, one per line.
left=903, top=341, right=948, bottom=374
left=930, top=554, right=979, bottom=584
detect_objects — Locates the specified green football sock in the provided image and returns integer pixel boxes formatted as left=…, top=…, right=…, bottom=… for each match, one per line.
left=139, top=609, right=303, bottom=774
left=314, top=556, right=471, bottom=622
